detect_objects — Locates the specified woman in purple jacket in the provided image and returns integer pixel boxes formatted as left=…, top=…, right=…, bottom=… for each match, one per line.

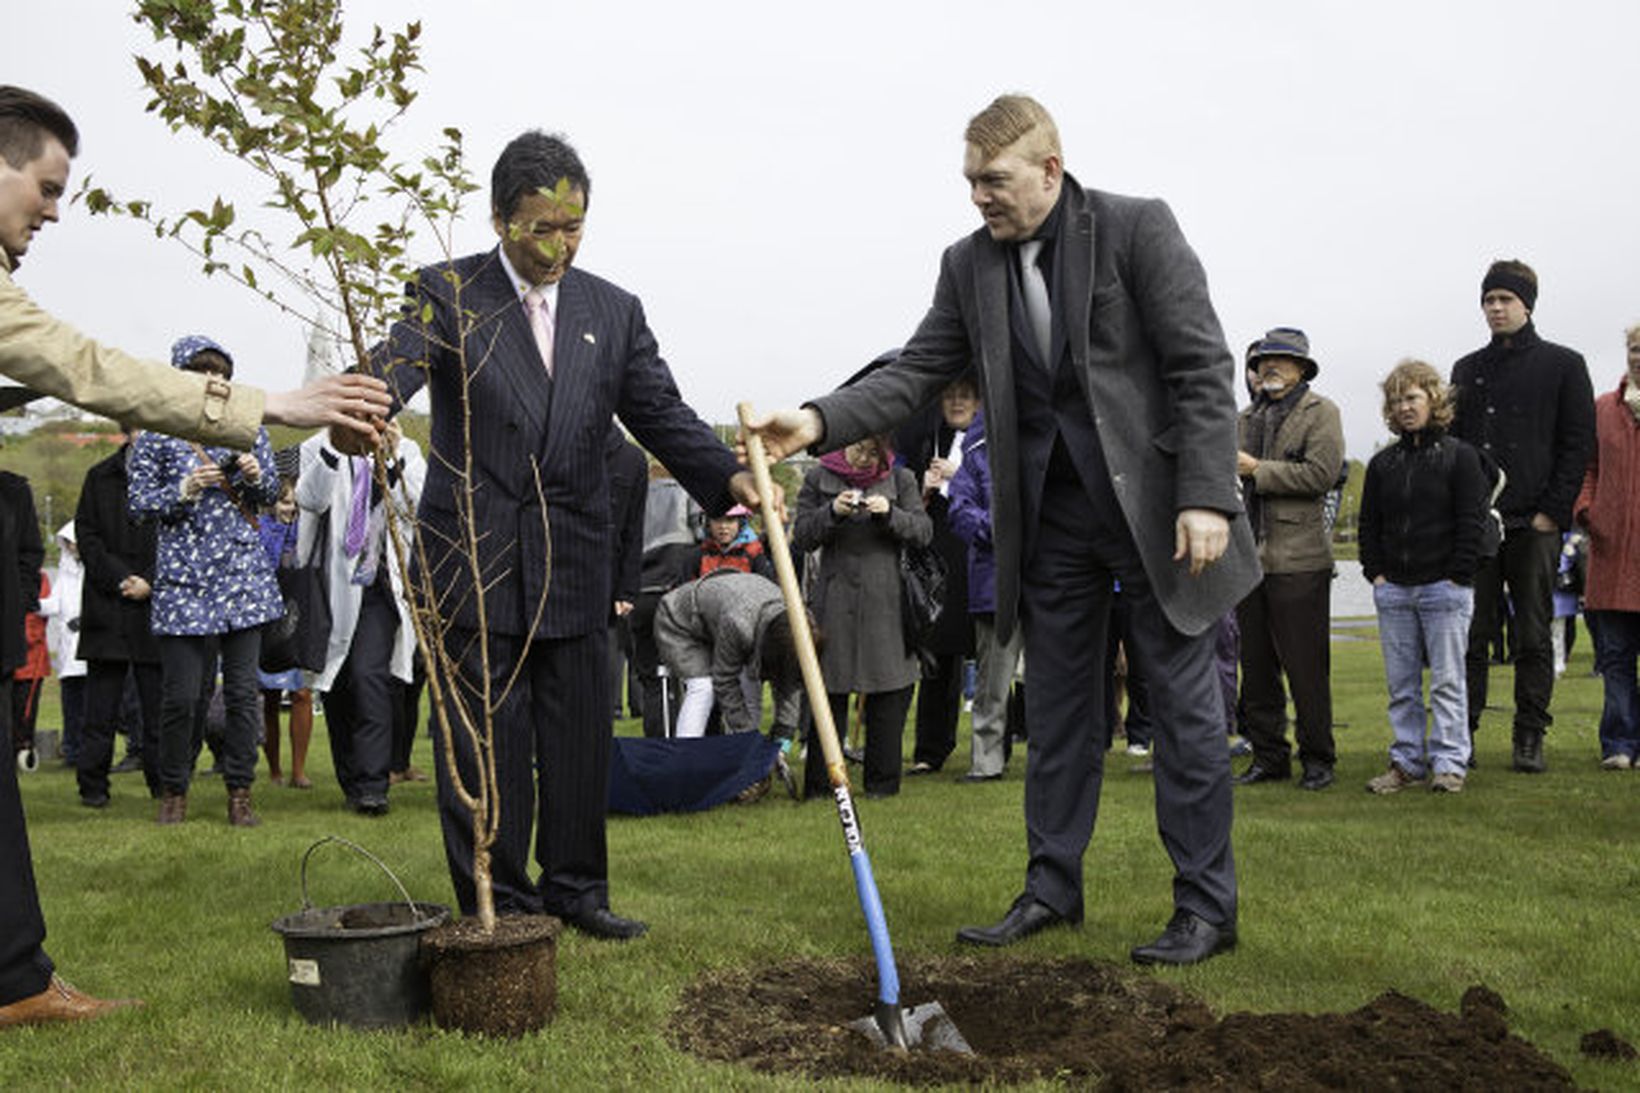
left=948, top=409, right=1021, bottom=781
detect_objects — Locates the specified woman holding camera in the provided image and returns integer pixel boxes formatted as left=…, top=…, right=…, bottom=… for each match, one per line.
left=793, top=435, right=930, bottom=798
left=127, top=336, right=282, bottom=826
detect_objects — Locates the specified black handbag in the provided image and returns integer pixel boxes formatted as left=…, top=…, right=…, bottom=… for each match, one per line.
left=260, top=512, right=332, bottom=674
left=898, top=540, right=948, bottom=652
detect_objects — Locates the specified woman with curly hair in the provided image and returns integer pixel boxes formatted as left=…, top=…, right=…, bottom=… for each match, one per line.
left=1358, top=360, right=1490, bottom=793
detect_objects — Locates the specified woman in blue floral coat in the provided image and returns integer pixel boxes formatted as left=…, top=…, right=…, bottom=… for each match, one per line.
left=128, top=336, right=282, bottom=827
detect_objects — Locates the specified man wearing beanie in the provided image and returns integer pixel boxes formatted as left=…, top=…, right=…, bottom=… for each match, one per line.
left=1449, top=260, right=1595, bottom=772
left=1232, top=328, right=1345, bottom=791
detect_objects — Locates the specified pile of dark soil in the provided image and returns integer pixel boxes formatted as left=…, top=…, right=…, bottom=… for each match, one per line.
left=672, top=956, right=1579, bottom=1088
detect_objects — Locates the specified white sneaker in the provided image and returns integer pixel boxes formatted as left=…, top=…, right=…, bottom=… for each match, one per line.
left=1599, top=753, right=1633, bottom=771
left=1430, top=771, right=1466, bottom=793
left=1125, top=743, right=1150, bottom=758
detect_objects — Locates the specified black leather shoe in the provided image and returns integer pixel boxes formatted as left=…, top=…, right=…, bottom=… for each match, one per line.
left=1298, top=763, right=1335, bottom=791
left=1130, top=910, right=1236, bottom=966
left=345, top=794, right=390, bottom=816
left=1233, top=762, right=1289, bottom=785
left=79, top=793, right=110, bottom=809
left=956, top=897, right=1074, bottom=947
left=563, top=907, right=648, bottom=941
left=1512, top=728, right=1547, bottom=773
left=109, top=754, right=144, bottom=775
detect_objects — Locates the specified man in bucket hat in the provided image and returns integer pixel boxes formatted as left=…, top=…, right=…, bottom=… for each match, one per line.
left=1232, top=327, right=1345, bottom=791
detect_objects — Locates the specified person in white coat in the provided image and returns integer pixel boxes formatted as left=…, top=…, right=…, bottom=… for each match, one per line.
left=297, top=421, right=424, bottom=815
left=38, top=522, right=85, bottom=767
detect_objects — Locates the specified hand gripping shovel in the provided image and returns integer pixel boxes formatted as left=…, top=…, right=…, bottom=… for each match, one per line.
left=737, top=403, right=970, bottom=1055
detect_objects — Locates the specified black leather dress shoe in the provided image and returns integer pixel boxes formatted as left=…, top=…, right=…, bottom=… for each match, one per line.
left=1298, top=763, right=1335, bottom=791
left=1130, top=910, right=1236, bottom=966
left=956, top=897, right=1073, bottom=947
left=1233, top=762, right=1290, bottom=785
left=563, top=907, right=648, bottom=941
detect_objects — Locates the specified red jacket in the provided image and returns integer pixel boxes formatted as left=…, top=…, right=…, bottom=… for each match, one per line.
left=14, top=572, right=51, bottom=681
left=1575, top=377, right=1640, bottom=612
left=697, top=537, right=772, bottom=580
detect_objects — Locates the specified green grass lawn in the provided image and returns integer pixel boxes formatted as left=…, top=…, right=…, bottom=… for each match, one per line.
left=3, top=628, right=1637, bottom=1090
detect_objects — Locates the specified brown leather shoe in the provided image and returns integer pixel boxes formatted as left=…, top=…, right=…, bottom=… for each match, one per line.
left=0, top=975, right=142, bottom=1028
left=227, top=787, right=261, bottom=827
left=156, top=792, right=187, bottom=825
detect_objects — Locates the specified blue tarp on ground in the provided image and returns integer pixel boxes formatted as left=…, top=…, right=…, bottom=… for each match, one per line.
left=607, top=733, right=778, bottom=815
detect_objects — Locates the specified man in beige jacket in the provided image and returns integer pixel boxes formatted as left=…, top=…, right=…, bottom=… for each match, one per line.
left=1232, top=327, right=1345, bottom=791
left=0, top=85, right=390, bottom=1030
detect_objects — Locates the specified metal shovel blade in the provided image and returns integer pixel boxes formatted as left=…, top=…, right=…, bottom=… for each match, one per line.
left=848, top=1001, right=974, bottom=1054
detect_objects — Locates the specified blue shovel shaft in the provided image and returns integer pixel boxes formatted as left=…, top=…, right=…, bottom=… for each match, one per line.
left=736, top=404, right=903, bottom=1016
left=848, top=840, right=900, bottom=1008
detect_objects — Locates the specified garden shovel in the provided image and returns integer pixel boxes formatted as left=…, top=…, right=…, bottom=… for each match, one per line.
left=736, top=402, right=971, bottom=1056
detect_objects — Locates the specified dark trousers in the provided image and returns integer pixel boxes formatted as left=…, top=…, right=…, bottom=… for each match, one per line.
left=433, top=626, right=611, bottom=918
left=911, top=653, right=963, bottom=769
left=390, top=669, right=424, bottom=774
left=157, top=629, right=260, bottom=794
left=1236, top=569, right=1335, bottom=771
left=58, top=677, right=86, bottom=763
left=1105, top=590, right=1153, bottom=750
left=78, top=660, right=162, bottom=801
left=1213, top=612, right=1240, bottom=735
left=323, top=576, right=398, bottom=801
left=805, top=684, right=914, bottom=797
left=0, top=677, right=54, bottom=1005
left=608, top=617, right=632, bottom=718
left=1467, top=527, right=1559, bottom=733
left=630, top=590, right=677, bottom=738
left=1020, top=472, right=1236, bottom=928
left=1589, top=609, right=1640, bottom=760
left=9, top=678, right=42, bottom=751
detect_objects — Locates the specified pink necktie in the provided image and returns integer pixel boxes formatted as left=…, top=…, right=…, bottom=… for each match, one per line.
left=524, top=287, right=554, bottom=377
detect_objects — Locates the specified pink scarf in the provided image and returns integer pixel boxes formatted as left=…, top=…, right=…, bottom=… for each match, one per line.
left=819, top=443, right=893, bottom=490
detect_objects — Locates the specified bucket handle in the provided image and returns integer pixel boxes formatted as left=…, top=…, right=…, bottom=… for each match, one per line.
left=299, top=835, right=426, bottom=917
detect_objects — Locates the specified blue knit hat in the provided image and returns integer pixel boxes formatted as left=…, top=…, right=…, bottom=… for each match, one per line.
left=169, top=334, right=235, bottom=378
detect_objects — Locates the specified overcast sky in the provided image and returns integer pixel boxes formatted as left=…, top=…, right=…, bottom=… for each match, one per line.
left=9, top=1, right=1638, bottom=460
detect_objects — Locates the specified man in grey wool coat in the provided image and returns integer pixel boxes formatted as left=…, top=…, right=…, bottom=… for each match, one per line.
left=745, top=94, right=1259, bottom=966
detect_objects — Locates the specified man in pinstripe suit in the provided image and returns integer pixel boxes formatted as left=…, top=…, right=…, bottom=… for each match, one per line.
left=375, top=131, right=759, bottom=939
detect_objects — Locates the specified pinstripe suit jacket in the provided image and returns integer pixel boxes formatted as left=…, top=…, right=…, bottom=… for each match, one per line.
left=378, top=249, right=738, bottom=639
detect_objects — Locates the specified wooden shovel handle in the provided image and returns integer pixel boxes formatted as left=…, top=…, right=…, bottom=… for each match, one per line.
left=735, top=403, right=848, bottom=788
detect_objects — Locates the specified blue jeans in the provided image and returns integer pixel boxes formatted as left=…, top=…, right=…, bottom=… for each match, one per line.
left=1374, top=579, right=1474, bottom=776
left=1589, top=610, right=1640, bottom=761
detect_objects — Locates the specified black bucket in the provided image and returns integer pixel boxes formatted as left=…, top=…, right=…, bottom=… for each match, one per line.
left=270, top=836, right=451, bottom=1029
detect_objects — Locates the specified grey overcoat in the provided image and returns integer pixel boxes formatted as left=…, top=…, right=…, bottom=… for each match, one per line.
left=792, top=464, right=931, bottom=693
left=810, top=175, right=1260, bottom=638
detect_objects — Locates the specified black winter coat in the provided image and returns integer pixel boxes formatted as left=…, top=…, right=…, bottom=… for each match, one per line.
left=1358, top=429, right=1488, bottom=587
left=0, top=471, right=42, bottom=674
left=73, top=446, right=159, bottom=664
left=1450, top=323, right=1595, bottom=529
